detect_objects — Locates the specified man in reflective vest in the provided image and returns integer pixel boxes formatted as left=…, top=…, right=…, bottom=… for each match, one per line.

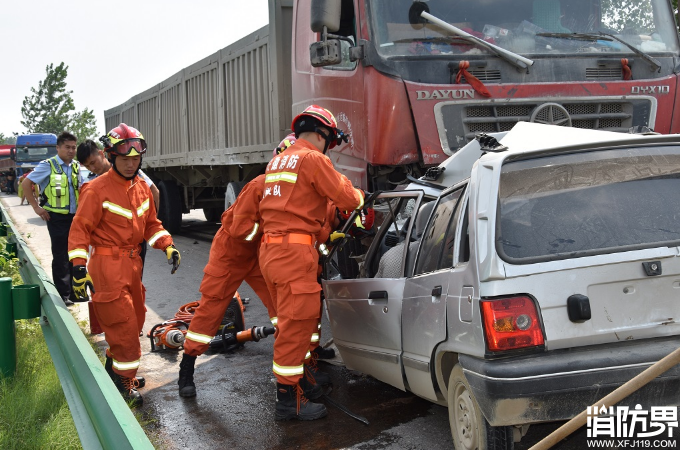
left=259, top=105, right=365, bottom=421
left=22, top=131, right=82, bottom=306
left=177, top=174, right=275, bottom=398
left=67, top=123, right=181, bottom=406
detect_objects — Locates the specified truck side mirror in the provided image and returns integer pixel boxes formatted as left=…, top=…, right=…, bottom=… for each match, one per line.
left=310, top=39, right=342, bottom=67
left=311, top=0, right=341, bottom=33
left=9, top=148, right=15, bottom=159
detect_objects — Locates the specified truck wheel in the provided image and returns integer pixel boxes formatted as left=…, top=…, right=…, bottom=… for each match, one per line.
left=203, top=207, right=222, bottom=223
left=224, top=181, right=246, bottom=210
left=448, top=364, right=514, bottom=450
left=158, top=180, right=182, bottom=235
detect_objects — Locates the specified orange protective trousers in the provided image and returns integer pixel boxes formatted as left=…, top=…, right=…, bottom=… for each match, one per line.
left=259, top=241, right=321, bottom=385
left=183, top=235, right=274, bottom=357
left=90, top=251, right=146, bottom=378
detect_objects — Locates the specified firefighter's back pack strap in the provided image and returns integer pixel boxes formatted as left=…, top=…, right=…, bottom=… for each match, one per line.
left=92, top=246, right=141, bottom=258
left=263, top=233, right=314, bottom=245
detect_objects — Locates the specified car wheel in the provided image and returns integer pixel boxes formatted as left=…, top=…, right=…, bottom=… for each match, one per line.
left=448, top=364, right=514, bottom=450
left=157, top=180, right=182, bottom=235
left=224, top=181, right=246, bottom=211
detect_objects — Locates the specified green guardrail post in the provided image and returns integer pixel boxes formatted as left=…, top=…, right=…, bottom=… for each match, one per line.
left=13, top=285, right=40, bottom=320
left=0, top=277, right=16, bottom=378
left=5, top=242, right=17, bottom=258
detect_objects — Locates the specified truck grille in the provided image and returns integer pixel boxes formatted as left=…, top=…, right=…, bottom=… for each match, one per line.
left=585, top=67, right=623, bottom=80
left=438, top=98, right=652, bottom=151
left=462, top=69, right=502, bottom=83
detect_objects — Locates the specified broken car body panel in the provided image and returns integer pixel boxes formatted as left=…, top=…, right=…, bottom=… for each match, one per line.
left=323, top=122, right=680, bottom=429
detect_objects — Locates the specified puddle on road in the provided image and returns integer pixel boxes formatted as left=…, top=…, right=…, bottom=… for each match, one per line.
left=142, top=354, right=435, bottom=450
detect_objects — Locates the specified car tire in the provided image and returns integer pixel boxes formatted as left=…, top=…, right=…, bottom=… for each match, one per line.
left=224, top=181, right=246, bottom=211
left=448, top=364, right=514, bottom=450
left=203, top=207, right=222, bottom=223
left=157, top=180, right=182, bottom=235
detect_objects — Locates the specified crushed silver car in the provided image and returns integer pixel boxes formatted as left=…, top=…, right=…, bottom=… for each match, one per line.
left=322, top=122, right=680, bottom=450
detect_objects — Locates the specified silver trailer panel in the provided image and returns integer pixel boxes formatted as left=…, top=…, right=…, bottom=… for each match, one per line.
left=104, top=0, right=293, bottom=174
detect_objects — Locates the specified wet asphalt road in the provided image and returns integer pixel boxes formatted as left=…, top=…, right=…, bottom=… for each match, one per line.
left=139, top=223, right=452, bottom=450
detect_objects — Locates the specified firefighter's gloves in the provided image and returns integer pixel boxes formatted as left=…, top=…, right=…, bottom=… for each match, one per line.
left=356, top=207, right=375, bottom=231
left=329, top=231, right=346, bottom=243
left=165, top=245, right=181, bottom=274
left=72, top=265, right=95, bottom=302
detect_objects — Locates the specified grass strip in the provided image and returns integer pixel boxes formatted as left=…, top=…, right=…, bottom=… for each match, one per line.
left=0, top=319, right=82, bottom=450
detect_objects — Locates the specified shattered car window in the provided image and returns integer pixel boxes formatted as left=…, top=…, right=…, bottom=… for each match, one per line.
left=325, top=197, right=417, bottom=279
left=497, top=146, right=680, bottom=263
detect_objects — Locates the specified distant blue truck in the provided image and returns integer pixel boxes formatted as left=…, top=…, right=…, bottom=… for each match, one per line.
left=10, top=134, right=58, bottom=190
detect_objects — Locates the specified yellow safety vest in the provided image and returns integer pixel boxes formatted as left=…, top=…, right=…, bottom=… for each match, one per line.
left=43, top=157, right=80, bottom=214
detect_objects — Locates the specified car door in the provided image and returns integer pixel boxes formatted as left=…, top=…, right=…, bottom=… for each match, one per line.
left=402, top=185, right=468, bottom=401
left=323, top=191, right=423, bottom=391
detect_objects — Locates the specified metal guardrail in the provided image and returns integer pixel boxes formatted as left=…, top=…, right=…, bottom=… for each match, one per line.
left=1, top=204, right=153, bottom=450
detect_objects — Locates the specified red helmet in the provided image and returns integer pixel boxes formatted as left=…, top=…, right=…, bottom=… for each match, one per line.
left=100, top=123, right=147, bottom=156
left=291, top=105, right=348, bottom=151
left=274, top=133, right=297, bottom=157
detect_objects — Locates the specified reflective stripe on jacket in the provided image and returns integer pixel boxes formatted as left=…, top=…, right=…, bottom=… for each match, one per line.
left=259, top=138, right=363, bottom=236
left=67, top=171, right=173, bottom=267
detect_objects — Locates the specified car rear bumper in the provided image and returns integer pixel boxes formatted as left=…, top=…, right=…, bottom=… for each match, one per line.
left=458, top=336, right=680, bottom=426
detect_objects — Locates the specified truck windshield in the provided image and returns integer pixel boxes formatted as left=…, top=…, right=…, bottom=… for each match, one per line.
left=497, top=145, right=680, bottom=263
left=369, top=0, right=679, bottom=58
left=16, top=146, right=57, bottom=162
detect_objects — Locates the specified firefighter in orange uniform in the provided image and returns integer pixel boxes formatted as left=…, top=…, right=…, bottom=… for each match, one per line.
left=259, top=105, right=366, bottom=421
left=68, top=123, right=180, bottom=406
left=272, top=134, right=334, bottom=387
left=177, top=173, right=276, bottom=398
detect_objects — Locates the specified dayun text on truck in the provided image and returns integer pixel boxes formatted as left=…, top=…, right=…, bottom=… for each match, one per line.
left=104, top=0, right=680, bottom=235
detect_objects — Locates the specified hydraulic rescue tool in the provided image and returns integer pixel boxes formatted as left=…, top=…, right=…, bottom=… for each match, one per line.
left=208, top=325, right=276, bottom=353
left=149, top=319, right=189, bottom=352
left=148, top=293, right=274, bottom=352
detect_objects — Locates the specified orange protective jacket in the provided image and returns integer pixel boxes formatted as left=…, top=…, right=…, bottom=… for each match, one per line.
left=68, top=170, right=173, bottom=267
left=228, top=174, right=265, bottom=240
left=260, top=138, right=363, bottom=236
left=184, top=175, right=275, bottom=356
left=203, top=174, right=265, bottom=276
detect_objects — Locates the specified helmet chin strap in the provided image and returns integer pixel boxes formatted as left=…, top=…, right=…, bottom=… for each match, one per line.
left=109, top=154, right=143, bottom=180
left=315, top=127, right=334, bottom=155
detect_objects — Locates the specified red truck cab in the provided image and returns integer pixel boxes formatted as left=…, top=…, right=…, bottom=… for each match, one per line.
left=292, top=0, right=680, bottom=190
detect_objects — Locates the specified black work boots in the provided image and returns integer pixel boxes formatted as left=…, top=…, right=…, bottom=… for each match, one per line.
left=105, top=356, right=145, bottom=388
left=111, top=372, right=143, bottom=407
left=304, top=360, right=331, bottom=386
left=178, top=353, right=197, bottom=397
left=105, top=356, right=143, bottom=407
left=311, top=344, right=335, bottom=359
left=275, top=382, right=327, bottom=421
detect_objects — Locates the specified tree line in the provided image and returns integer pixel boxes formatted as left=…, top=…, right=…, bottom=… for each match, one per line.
left=1, top=62, right=98, bottom=145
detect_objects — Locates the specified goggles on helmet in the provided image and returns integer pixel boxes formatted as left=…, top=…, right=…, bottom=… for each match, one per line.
left=110, top=138, right=147, bottom=156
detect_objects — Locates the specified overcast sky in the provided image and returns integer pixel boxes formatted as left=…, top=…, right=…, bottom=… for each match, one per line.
left=1, top=0, right=269, bottom=137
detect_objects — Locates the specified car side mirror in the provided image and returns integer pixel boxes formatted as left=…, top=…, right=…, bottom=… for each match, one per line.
left=310, top=39, right=342, bottom=67
left=311, top=0, right=341, bottom=33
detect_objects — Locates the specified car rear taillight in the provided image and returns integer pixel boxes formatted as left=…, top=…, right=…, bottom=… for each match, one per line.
left=481, top=296, right=544, bottom=352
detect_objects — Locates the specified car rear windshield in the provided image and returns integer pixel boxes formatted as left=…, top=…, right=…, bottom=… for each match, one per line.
left=497, top=145, right=680, bottom=263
